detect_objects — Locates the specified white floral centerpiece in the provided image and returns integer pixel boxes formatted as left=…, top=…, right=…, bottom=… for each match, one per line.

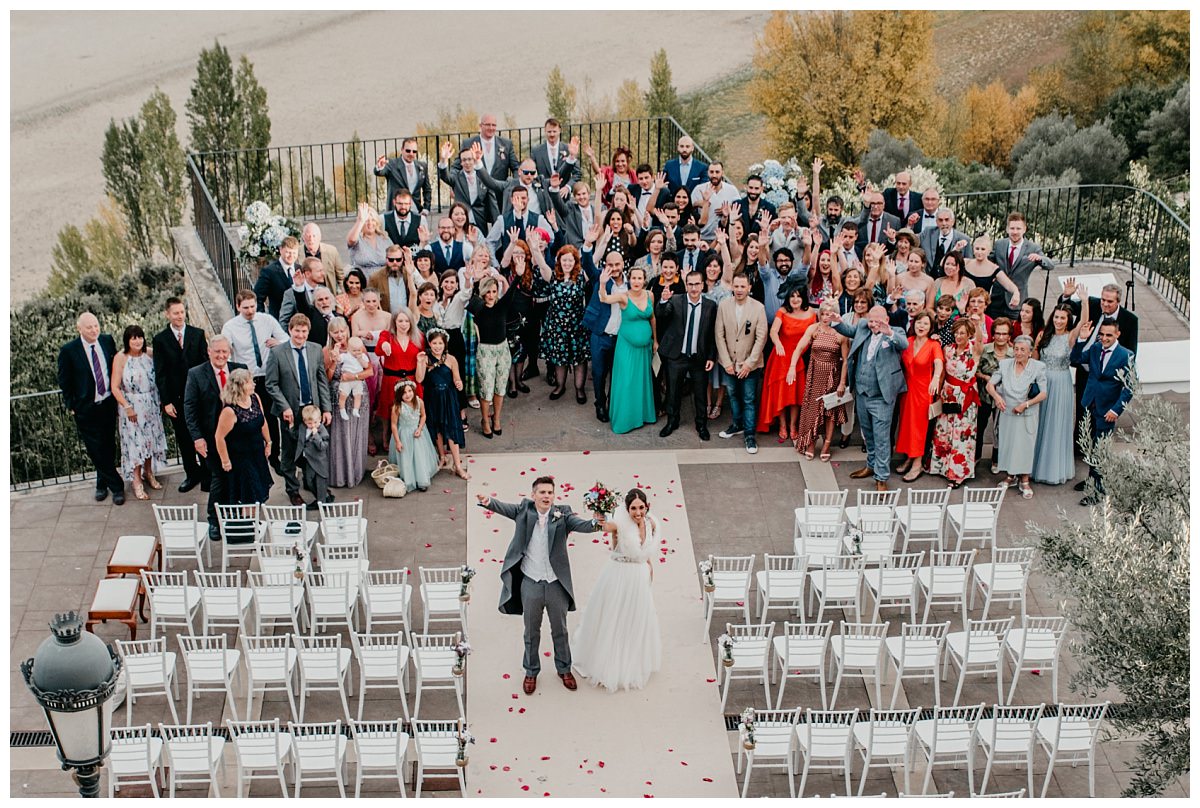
left=746, top=158, right=808, bottom=209
left=237, top=200, right=301, bottom=265
left=459, top=565, right=476, bottom=603
left=455, top=722, right=475, bottom=767
left=717, top=632, right=734, bottom=668
left=740, top=707, right=757, bottom=750
left=698, top=559, right=715, bottom=593
left=452, top=635, right=472, bottom=677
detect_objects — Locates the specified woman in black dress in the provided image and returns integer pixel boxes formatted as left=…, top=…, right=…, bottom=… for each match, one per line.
left=416, top=328, right=469, bottom=480
left=214, top=368, right=273, bottom=505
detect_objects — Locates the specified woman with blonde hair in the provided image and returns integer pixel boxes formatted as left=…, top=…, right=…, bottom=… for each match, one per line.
left=323, top=317, right=372, bottom=486
left=346, top=201, right=392, bottom=279
left=466, top=272, right=519, bottom=437
left=963, top=234, right=1021, bottom=311
left=214, top=367, right=273, bottom=504
left=790, top=299, right=849, bottom=460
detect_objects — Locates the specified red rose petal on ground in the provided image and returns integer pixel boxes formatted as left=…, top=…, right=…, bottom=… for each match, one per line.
left=706, top=678, right=716, bottom=683
left=521, top=785, right=530, bottom=791
left=582, top=450, right=590, bottom=454
left=586, top=769, right=593, bottom=774
left=511, top=693, right=519, bottom=699
left=600, top=788, right=606, bottom=793
left=518, top=708, right=526, bottom=714
left=508, top=707, right=514, bottom=712
left=485, top=548, right=492, bottom=553
left=675, top=503, right=682, bottom=508
left=680, top=761, right=688, bottom=766
left=659, top=558, right=666, bottom=563
left=540, top=756, right=551, bottom=760
left=502, top=766, right=511, bottom=771
left=544, top=651, right=550, bottom=657
left=645, top=781, right=652, bottom=785
left=490, top=737, right=498, bottom=743
left=544, top=793, right=550, bottom=797
left=703, top=777, right=713, bottom=783
left=489, top=765, right=498, bottom=770
left=424, top=543, right=432, bottom=548
left=490, top=467, right=497, bottom=471
left=597, top=761, right=605, bottom=768
left=520, top=471, right=526, bottom=475
left=541, top=457, right=548, bottom=461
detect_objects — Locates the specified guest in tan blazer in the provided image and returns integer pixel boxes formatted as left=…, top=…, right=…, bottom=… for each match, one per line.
left=715, top=273, right=768, bottom=454
left=302, top=223, right=347, bottom=294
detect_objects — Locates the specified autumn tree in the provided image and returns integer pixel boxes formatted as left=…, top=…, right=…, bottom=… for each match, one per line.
left=750, top=10, right=935, bottom=172
left=959, top=81, right=1039, bottom=169
left=545, top=65, right=576, bottom=127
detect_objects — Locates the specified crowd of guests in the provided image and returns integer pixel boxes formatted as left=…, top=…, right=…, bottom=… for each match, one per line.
left=57, top=118, right=1142, bottom=525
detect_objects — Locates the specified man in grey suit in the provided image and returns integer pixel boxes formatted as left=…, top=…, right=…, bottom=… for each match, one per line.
left=374, top=137, right=432, bottom=215
left=455, top=112, right=519, bottom=184
left=919, top=208, right=971, bottom=278
left=438, top=140, right=504, bottom=229
left=477, top=476, right=602, bottom=695
left=833, top=305, right=909, bottom=489
left=855, top=189, right=902, bottom=259
left=264, top=314, right=332, bottom=506
left=531, top=118, right=581, bottom=187
left=988, top=211, right=1054, bottom=319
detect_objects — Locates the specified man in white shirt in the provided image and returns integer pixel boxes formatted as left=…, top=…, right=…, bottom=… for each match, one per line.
left=691, top=162, right=741, bottom=242
left=221, top=288, right=286, bottom=470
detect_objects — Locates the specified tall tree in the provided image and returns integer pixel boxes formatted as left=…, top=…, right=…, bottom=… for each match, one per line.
left=234, top=55, right=272, bottom=206
left=48, top=199, right=133, bottom=296
left=645, top=49, right=708, bottom=140
left=544, top=65, right=576, bottom=127
left=185, top=41, right=239, bottom=216
left=750, top=10, right=935, bottom=172
left=959, top=81, right=1039, bottom=169
left=101, top=117, right=152, bottom=260
left=1062, top=11, right=1129, bottom=121
left=135, top=88, right=187, bottom=258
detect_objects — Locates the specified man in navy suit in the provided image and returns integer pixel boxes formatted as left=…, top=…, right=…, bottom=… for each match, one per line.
left=431, top=217, right=467, bottom=272
left=254, top=236, right=300, bottom=321
left=152, top=297, right=208, bottom=492
left=374, top=137, right=431, bottom=214
left=58, top=312, right=125, bottom=503
left=184, top=335, right=247, bottom=537
left=882, top=171, right=923, bottom=223
left=580, top=236, right=627, bottom=423
left=1071, top=320, right=1135, bottom=505
left=663, top=135, right=708, bottom=195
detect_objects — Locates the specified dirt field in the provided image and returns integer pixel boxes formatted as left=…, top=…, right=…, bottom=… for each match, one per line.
left=10, top=10, right=770, bottom=304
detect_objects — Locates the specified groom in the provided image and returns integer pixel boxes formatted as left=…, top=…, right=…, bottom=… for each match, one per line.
left=476, top=475, right=602, bottom=694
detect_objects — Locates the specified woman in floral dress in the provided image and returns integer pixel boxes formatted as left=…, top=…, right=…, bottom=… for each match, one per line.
left=531, top=242, right=590, bottom=403
left=112, top=325, right=168, bottom=500
left=930, top=317, right=986, bottom=487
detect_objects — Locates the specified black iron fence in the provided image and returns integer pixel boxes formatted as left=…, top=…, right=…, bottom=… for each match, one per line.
left=191, top=116, right=709, bottom=225
left=188, top=155, right=246, bottom=307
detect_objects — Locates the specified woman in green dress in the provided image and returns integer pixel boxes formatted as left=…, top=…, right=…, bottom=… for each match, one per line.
left=599, top=262, right=657, bottom=435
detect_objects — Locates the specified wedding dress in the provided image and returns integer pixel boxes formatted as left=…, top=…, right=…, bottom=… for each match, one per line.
left=570, top=506, right=663, bottom=692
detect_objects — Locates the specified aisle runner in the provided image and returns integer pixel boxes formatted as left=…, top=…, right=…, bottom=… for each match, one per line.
left=465, top=451, right=737, bottom=798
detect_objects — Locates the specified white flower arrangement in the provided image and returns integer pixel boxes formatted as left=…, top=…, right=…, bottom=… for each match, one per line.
left=717, top=632, right=734, bottom=667
left=746, top=157, right=808, bottom=209
left=740, top=707, right=757, bottom=749
left=237, top=200, right=300, bottom=265
left=698, top=559, right=715, bottom=592
left=455, top=724, right=475, bottom=766
left=452, top=637, right=472, bottom=675
left=460, top=565, right=476, bottom=601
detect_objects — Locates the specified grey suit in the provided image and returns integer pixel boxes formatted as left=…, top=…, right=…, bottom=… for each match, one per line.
left=989, top=237, right=1054, bottom=317
left=919, top=227, right=972, bottom=277
left=531, top=141, right=580, bottom=187
left=834, top=319, right=908, bottom=482
left=264, top=341, right=333, bottom=496
left=295, top=423, right=330, bottom=504
left=482, top=497, right=600, bottom=676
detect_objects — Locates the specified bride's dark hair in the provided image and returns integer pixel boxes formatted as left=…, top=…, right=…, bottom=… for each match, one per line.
left=624, top=488, right=649, bottom=510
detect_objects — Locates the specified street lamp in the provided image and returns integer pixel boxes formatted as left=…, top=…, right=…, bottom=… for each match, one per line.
left=20, top=611, right=122, bottom=798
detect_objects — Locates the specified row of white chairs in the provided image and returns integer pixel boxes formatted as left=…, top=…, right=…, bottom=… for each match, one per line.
left=735, top=702, right=1109, bottom=799
left=715, top=616, right=1067, bottom=712
left=703, top=548, right=1036, bottom=635
left=793, top=486, right=1007, bottom=554
left=152, top=501, right=369, bottom=572
left=110, top=717, right=466, bottom=798
left=116, top=631, right=465, bottom=725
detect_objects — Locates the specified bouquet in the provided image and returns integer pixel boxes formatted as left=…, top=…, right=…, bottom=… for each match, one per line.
left=236, top=200, right=301, bottom=265
left=745, top=158, right=808, bottom=209
left=740, top=707, right=757, bottom=750
left=455, top=723, right=475, bottom=767
left=452, top=636, right=472, bottom=676
left=698, top=559, right=715, bottom=592
left=717, top=633, right=734, bottom=667
left=459, top=565, right=476, bottom=602
left=582, top=481, right=620, bottom=515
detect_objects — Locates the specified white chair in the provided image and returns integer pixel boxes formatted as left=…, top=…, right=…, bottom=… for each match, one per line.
left=796, top=708, right=858, bottom=797
left=418, top=565, right=467, bottom=634
left=350, top=719, right=409, bottom=798
left=318, top=541, right=370, bottom=577
left=795, top=521, right=848, bottom=567
left=261, top=502, right=319, bottom=553
left=771, top=620, right=833, bottom=709
left=862, top=551, right=923, bottom=623
left=844, top=488, right=900, bottom=535
left=410, top=632, right=465, bottom=718
left=736, top=708, right=799, bottom=798
left=216, top=503, right=265, bottom=571
left=193, top=570, right=253, bottom=635
left=716, top=622, right=775, bottom=711
left=306, top=570, right=358, bottom=634
left=247, top=569, right=306, bottom=635
left=701, top=554, right=755, bottom=639
left=178, top=634, right=241, bottom=722
left=853, top=708, right=919, bottom=796
left=160, top=722, right=226, bottom=797
left=900, top=792, right=954, bottom=797
left=256, top=541, right=311, bottom=578
left=808, top=554, right=864, bottom=623
left=108, top=724, right=164, bottom=797
left=226, top=717, right=293, bottom=797
left=241, top=633, right=299, bottom=721
left=946, top=486, right=1005, bottom=551
left=829, top=621, right=890, bottom=707
left=916, top=549, right=976, bottom=627
left=318, top=500, right=369, bottom=553
left=973, top=788, right=1026, bottom=797
left=1036, top=701, right=1110, bottom=798
left=362, top=568, right=413, bottom=635
left=886, top=621, right=951, bottom=708
left=913, top=703, right=984, bottom=795
left=975, top=703, right=1044, bottom=797
left=844, top=516, right=901, bottom=565
left=756, top=553, right=808, bottom=621
left=793, top=489, right=849, bottom=540
left=289, top=720, right=349, bottom=798
left=412, top=719, right=466, bottom=797
left=115, top=637, right=179, bottom=724
left=945, top=617, right=1014, bottom=706
left=971, top=546, right=1035, bottom=621
left=353, top=632, right=411, bottom=721
left=896, top=486, right=951, bottom=553
left=153, top=503, right=210, bottom=571
left=140, top=569, right=201, bottom=639
left=294, top=633, right=354, bottom=723
left=1004, top=615, right=1068, bottom=705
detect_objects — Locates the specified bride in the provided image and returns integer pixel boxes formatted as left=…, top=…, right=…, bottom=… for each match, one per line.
left=572, top=488, right=663, bottom=692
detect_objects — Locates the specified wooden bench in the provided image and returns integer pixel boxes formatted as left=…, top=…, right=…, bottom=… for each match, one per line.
left=85, top=577, right=141, bottom=641
left=105, top=534, right=161, bottom=622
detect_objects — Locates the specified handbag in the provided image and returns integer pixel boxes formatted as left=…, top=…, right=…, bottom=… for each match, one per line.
left=381, top=475, right=408, bottom=498
left=371, top=458, right=399, bottom=489
left=1027, top=381, right=1041, bottom=400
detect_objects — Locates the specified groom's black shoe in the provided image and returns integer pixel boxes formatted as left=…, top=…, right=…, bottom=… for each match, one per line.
left=523, top=675, right=537, bottom=695
left=559, top=672, right=578, bottom=691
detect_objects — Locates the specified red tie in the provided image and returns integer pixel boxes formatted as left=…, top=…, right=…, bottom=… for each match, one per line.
left=1008, top=244, right=1018, bottom=267
left=899, top=197, right=906, bottom=218
left=219, top=369, right=227, bottom=389
left=871, top=219, right=879, bottom=243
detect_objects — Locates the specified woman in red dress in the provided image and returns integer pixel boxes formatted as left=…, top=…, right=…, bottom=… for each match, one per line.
left=895, top=309, right=944, bottom=483
left=375, top=310, right=422, bottom=452
left=755, top=279, right=817, bottom=442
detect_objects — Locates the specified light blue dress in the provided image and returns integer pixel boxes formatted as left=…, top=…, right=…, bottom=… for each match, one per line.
left=993, top=358, right=1048, bottom=476
left=388, top=402, right=439, bottom=491
left=1032, top=334, right=1075, bottom=484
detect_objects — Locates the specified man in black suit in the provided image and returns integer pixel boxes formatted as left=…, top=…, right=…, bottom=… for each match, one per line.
left=455, top=112, right=519, bottom=184
left=382, top=189, right=424, bottom=248
left=656, top=270, right=718, bottom=440
left=307, top=286, right=340, bottom=348
left=531, top=119, right=580, bottom=188
left=882, top=171, right=923, bottom=223
left=253, top=236, right=300, bottom=321
left=152, top=297, right=209, bottom=492
left=629, top=165, right=671, bottom=226
left=738, top=175, right=778, bottom=236
left=374, top=137, right=431, bottom=215
left=855, top=190, right=901, bottom=259
left=549, top=178, right=600, bottom=251
left=184, top=335, right=247, bottom=536
left=438, top=141, right=503, bottom=229
left=58, top=312, right=125, bottom=504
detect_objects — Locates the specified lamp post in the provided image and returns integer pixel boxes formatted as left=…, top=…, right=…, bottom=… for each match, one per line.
left=20, top=611, right=122, bottom=798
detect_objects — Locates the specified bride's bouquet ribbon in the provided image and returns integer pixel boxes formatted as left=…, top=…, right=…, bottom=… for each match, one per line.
left=582, top=481, right=620, bottom=515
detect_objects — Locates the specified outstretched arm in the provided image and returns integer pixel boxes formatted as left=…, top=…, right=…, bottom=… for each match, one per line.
left=475, top=493, right=521, bottom=520
left=567, top=511, right=603, bottom=534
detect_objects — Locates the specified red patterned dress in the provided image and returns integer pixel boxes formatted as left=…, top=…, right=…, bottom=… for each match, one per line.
left=929, top=341, right=981, bottom=484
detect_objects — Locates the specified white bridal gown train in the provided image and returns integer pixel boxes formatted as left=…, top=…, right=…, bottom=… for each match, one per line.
left=571, top=506, right=663, bottom=692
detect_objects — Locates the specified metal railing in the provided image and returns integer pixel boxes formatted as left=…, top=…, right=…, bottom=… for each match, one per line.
left=10, top=391, right=180, bottom=492
left=188, top=155, right=245, bottom=306
left=190, top=116, right=708, bottom=225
